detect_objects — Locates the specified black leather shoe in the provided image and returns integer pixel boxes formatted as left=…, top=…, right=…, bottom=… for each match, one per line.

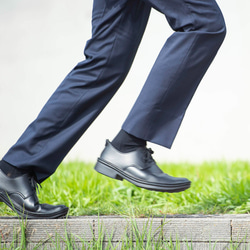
left=95, top=140, right=191, bottom=193
left=0, top=170, right=69, bottom=219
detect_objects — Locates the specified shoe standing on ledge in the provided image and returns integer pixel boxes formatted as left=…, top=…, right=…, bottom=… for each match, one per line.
left=95, top=140, right=191, bottom=193
left=0, top=170, right=69, bottom=219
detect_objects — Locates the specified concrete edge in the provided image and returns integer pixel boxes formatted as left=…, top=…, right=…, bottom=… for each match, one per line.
left=0, top=215, right=250, bottom=249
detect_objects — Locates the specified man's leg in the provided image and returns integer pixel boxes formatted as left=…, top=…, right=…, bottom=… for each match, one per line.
left=2, top=0, right=151, bottom=183
left=122, top=0, right=226, bottom=148
left=95, top=0, right=226, bottom=192
left=0, top=0, right=151, bottom=218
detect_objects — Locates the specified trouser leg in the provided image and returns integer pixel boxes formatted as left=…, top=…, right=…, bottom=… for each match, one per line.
left=122, top=0, right=226, bottom=148
left=3, top=0, right=151, bottom=183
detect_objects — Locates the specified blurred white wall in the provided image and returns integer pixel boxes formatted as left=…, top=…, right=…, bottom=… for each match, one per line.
left=0, top=0, right=249, bottom=163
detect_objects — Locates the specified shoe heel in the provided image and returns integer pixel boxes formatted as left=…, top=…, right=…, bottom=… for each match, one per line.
left=94, top=160, right=123, bottom=181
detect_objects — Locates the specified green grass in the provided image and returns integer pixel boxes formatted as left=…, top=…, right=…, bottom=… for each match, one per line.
left=1, top=161, right=250, bottom=217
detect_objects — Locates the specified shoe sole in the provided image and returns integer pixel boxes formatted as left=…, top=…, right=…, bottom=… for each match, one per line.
left=94, top=158, right=191, bottom=193
left=0, top=193, right=69, bottom=219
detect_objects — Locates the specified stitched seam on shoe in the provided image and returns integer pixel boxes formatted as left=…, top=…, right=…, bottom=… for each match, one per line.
left=98, top=159, right=189, bottom=187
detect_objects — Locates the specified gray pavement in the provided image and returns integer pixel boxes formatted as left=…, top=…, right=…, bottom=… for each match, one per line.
left=1, top=214, right=250, bottom=249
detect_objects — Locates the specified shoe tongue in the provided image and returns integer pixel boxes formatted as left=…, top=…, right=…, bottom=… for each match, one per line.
left=16, top=174, right=39, bottom=198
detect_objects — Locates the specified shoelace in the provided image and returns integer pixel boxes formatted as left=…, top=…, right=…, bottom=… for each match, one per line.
left=143, top=148, right=155, bottom=164
left=28, top=175, right=41, bottom=195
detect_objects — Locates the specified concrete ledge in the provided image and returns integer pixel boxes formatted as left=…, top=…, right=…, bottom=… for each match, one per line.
left=1, top=215, right=250, bottom=249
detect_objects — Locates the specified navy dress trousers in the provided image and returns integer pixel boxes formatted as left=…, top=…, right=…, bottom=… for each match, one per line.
left=3, top=0, right=226, bottom=183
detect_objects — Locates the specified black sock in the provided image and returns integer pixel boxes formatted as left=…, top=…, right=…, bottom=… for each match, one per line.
left=0, top=160, right=26, bottom=178
left=111, top=129, right=146, bottom=153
